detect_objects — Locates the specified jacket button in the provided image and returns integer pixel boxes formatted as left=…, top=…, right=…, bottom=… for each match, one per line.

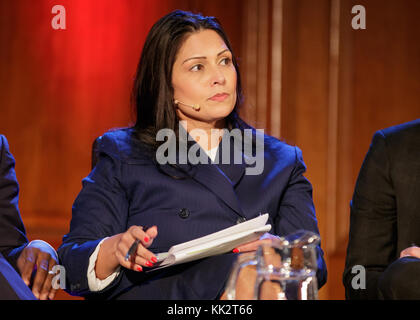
left=236, top=216, right=247, bottom=224
left=179, top=208, right=190, bottom=219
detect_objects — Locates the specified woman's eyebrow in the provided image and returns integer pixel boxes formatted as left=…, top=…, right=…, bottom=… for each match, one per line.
left=182, top=49, right=230, bottom=65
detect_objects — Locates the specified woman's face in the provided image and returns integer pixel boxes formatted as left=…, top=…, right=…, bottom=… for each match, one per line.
left=172, top=29, right=237, bottom=127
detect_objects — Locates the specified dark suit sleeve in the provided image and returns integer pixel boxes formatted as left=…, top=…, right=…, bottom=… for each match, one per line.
left=0, top=135, right=28, bottom=271
left=58, top=134, right=128, bottom=296
left=343, top=131, right=397, bottom=299
left=275, top=146, right=327, bottom=288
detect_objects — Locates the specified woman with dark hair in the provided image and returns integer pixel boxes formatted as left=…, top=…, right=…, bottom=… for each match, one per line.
left=58, top=10, right=327, bottom=299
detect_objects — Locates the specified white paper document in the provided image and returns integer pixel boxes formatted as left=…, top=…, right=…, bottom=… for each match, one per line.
left=148, top=213, right=271, bottom=271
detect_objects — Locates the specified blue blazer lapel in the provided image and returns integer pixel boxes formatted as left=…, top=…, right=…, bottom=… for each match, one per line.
left=174, top=129, right=246, bottom=217
left=193, top=163, right=244, bottom=217
left=215, top=133, right=246, bottom=188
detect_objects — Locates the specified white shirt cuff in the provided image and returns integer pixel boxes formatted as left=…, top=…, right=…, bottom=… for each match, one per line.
left=28, top=239, right=59, bottom=261
left=87, top=237, right=121, bottom=292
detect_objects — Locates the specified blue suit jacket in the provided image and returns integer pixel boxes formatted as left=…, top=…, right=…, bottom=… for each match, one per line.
left=0, top=135, right=28, bottom=269
left=0, top=135, right=35, bottom=300
left=58, top=127, right=327, bottom=299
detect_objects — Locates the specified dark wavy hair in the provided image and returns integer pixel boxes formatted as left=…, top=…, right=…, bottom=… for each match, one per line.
left=131, top=10, right=250, bottom=151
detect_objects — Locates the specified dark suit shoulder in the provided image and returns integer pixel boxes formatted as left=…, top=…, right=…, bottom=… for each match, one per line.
left=0, top=135, right=8, bottom=157
left=373, top=119, right=420, bottom=164
left=379, top=119, right=420, bottom=144
left=99, top=127, right=153, bottom=163
left=0, top=135, right=16, bottom=173
left=0, top=134, right=27, bottom=263
left=263, top=133, right=300, bottom=165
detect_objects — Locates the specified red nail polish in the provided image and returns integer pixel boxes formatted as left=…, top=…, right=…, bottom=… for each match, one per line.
left=144, top=237, right=149, bottom=243
left=137, top=266, right=143, bottom=272
left=151, top=257, right=157, bottom=263
left=233, top=248, right=239, bottom=253
left=146, top=261, right=153, bottom=267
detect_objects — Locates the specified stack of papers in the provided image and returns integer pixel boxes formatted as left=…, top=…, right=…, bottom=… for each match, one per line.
left=149, top=213, right=271, bottom=271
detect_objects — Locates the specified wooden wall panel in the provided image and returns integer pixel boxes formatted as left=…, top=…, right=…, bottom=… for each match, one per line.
left=239, top=0, right=271, bottom=130
left=240, top=0, right=420, bottom=299
left=281, top=0, right=332, bottom=299
left=332, top=0, right=420, bottom=299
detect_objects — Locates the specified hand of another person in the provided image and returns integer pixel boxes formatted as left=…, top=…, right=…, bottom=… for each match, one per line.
left=233, top=232, right=280, bottom=253
left=16, top=240, right=59, bottom=300
left=400, top=246, right=420, bottom=259
left=115, top=225, right=158, bottom=272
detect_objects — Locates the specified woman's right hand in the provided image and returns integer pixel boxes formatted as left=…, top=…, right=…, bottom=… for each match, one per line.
left=95, top=225, right=158, bottom=279
left=115, top=225, right=159, bottom=272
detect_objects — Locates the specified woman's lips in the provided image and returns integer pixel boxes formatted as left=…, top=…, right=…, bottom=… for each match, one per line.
left=209, top=93, right=229, bottom=102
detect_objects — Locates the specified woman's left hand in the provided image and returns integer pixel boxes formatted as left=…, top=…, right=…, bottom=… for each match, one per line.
left=233, top=233, right=280, bottom=253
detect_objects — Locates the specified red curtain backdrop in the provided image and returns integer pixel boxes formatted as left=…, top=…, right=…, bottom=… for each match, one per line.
left=0, top=0, right=243, bottom=228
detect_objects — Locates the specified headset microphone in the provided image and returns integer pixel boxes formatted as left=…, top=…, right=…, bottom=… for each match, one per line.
left=174, top=99, right=200, bottom=111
